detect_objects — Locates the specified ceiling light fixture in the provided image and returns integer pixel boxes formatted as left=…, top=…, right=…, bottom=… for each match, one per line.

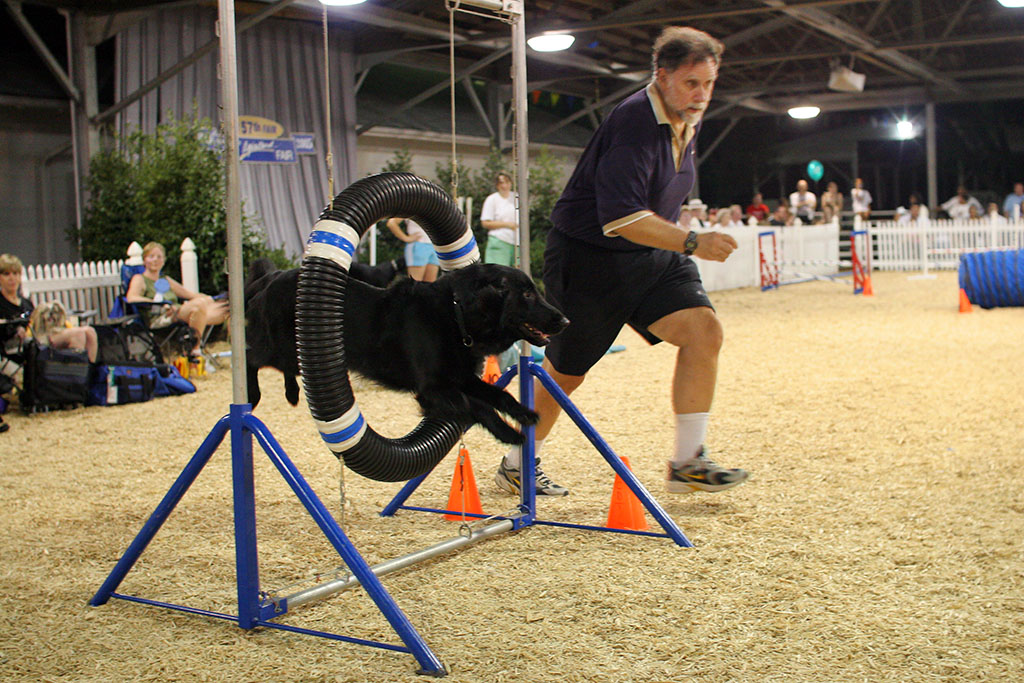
left=318, top=0, right=367, bottom=6
left=527, top=33, right=575, bottom=52
left=788, top=105, right=821, bottom=120
left=996, top=1, right=1024, bottom=8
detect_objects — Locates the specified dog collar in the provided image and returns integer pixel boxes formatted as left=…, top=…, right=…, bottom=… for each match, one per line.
left=452, top=295, right=473, bottom=347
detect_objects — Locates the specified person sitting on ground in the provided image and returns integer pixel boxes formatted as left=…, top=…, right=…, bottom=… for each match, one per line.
left=745, top=192, right=770, bottom=223
left=1, top=254, right=99, bottom=432
left=125, top=241, right=228, bottom=360
left=386, top=217, right=440, bottom=283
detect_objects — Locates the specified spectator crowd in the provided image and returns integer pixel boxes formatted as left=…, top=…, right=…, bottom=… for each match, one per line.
left=677, top=179, right=1024, bottom=230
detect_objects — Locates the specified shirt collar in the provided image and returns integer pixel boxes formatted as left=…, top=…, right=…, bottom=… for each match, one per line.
left=646, top=82, right=693, bottom=147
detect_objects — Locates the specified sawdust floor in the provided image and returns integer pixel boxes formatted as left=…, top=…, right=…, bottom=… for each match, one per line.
left=1, top=270, right=1022, bottom=682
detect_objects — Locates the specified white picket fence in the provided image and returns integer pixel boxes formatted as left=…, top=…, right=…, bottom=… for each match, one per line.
left=870, top=219, right=1024, bottom=271
left=21, top=260, right=124, bottom=322
left=20, top=239, right=200, bottom=322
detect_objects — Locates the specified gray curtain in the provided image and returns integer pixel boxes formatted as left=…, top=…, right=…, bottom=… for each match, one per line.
left=116, top=7, right=356, bottom=258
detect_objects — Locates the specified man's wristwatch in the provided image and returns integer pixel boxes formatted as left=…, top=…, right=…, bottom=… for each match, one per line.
left=683, top=230, right=699, bottom=256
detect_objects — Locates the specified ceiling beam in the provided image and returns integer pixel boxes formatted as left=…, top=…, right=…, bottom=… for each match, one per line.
left=758, top=0, right=960, bottom=91
left=4, top=0, right=80, bottom=102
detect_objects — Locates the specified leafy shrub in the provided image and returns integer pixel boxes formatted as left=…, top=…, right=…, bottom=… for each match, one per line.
left=72, top=110, right=293, bottom=293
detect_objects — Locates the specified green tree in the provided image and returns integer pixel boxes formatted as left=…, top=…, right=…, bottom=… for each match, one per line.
left=72, top=110, right=292, bottom=293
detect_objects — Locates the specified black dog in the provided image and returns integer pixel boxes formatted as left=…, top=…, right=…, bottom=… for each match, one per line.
left=245, top=260, right=568, bottom=444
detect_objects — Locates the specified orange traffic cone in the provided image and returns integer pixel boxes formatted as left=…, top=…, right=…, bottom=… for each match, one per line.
left=862, top=275, right=874, bottom=296
left=444, top=447, right=484, bottom=521
left=606, top=456, right=648, bottom=531
left=959, top=288, right=973, bottom=313
left=482, top=355, right=501, bottom=384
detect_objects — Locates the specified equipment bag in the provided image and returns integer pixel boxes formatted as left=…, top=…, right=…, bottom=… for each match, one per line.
left=21, top=342, right=93, bottom=410
left=89, top=362, right=195, bottom=406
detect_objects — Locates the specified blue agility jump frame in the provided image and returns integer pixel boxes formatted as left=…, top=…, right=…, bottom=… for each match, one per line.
left=382, top=352, right=694, bottom=548
left=89, top=404, right=447, bottom=676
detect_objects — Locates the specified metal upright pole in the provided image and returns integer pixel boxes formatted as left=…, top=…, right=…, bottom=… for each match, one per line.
left=217, top=0, right=248, bottom=405
left=510, top=3, right=530, bottom=279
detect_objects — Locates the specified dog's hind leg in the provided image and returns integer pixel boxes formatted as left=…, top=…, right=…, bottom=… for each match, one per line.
left=246, top=363, right=262, bottom=408
left=284, top=374, right=299, bottom=405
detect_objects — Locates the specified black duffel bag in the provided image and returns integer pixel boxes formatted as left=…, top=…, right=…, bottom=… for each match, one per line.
left=21, top=341, right=93, bottom=411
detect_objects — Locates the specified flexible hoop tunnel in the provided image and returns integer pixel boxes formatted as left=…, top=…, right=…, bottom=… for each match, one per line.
left=959, top=249, right=1024, bottom=309
left=296, top=172, right=480, bottom=481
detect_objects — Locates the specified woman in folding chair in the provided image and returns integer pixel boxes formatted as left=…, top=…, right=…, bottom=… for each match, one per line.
left=125, top=242, right=229, bottom=362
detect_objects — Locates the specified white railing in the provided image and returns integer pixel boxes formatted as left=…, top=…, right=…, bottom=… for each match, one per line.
left=20, top=239, right=200, bottom=322
left=695, top=223, right=841, bottom=292
left=870, top=219, right=1024, bottom=272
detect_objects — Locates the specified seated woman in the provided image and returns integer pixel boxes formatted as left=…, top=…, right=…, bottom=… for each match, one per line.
left=2, top=253, right=99, bottom=430
left=125, top=241, right=229, bottom=360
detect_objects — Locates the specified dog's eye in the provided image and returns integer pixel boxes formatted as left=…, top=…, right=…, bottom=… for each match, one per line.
left=523, top=291, right=535, bottom=300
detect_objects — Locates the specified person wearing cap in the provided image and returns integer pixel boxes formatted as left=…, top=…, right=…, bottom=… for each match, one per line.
left=493, top=26, right=748, bottom=499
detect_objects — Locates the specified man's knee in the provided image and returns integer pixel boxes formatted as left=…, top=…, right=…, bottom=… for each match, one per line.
left=652, top=307, right=723, bottom=353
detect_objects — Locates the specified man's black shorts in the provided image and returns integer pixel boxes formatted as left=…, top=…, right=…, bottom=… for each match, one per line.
left=542, top=229, right=712, bottom=376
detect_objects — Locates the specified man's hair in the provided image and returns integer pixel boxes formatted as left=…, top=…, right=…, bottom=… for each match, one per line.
left=495, top=172, right=512, bottom=185
left=652, top=27, right=724, bottom=75
left=0, top=253, right=24, bottom=275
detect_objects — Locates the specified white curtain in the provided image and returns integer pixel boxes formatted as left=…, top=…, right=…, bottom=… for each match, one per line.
left=116, top=7, right=357, bottom=258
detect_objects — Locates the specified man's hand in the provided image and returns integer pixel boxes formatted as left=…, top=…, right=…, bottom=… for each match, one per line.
left=693, top=231, right=738, bottom=262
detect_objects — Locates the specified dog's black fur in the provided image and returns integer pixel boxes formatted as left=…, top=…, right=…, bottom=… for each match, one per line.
left=245, top=260, right=569, bottom=444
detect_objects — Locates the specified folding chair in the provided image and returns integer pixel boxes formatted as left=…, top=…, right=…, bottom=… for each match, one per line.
left=109, top=264, right=196, bottom=364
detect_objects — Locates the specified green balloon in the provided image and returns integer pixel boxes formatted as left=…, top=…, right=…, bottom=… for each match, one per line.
left=807, top=160, right=824, bottom=182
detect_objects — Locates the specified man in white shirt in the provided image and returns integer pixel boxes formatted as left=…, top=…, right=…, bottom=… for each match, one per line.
left=789, top=179, right=817, bottom=222
left=850, top=177, right=872, bottom=219
left=940, top=185, right=984, bottom=221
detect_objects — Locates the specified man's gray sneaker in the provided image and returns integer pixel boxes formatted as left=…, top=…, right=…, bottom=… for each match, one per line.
left=495, top=457, right=569, bottom=496
left=666, top=448, right=749, bottom=493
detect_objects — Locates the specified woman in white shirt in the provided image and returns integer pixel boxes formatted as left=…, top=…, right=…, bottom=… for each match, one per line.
left=386, top=217, right=440, bottom=282
left=479, top=172, right=518, bottom=266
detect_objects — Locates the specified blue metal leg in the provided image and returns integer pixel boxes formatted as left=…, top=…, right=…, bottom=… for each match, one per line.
left=380, top=472, right=430, bottom=517
left=245, top=414, right=447, bottom=676
left=528, top=361, right=693, bottom=548
left=517, top=353, right=536, bottom=527
left=90, top=415, right=231, bottom=606
left=230, top=404, right=261, bottom=629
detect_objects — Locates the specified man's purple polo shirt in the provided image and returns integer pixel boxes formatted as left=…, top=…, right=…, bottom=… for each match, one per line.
left=550, top=84, right=699, bottom=252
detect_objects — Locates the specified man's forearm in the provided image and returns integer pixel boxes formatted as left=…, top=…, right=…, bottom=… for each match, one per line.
left=611, top=214, right=687, bottom=252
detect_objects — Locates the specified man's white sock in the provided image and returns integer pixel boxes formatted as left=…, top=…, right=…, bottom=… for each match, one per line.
left=671, top=413, right=709, bottom=467
left=504, top=439, right=544, bottom=469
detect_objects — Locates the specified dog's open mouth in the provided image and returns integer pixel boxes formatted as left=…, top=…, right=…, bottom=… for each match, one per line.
left=519, top=322, right=553, bottom=346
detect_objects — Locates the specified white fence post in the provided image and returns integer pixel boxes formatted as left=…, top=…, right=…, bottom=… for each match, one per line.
left=180, top=237, right=199, bottom=293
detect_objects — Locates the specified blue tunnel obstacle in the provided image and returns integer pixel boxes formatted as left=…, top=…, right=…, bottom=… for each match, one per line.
left=958, top=250, right=1024, bottom=309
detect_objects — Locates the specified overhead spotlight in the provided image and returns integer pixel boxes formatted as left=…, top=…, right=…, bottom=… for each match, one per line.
left=788, top=105, right=821, bottom=120
left=896, top=119, right=915, bottom=139
left=527, top=33, right=575, bottom=52
left=319, top=0, right=367, bottom=6
left=996, top=1, right=1024, bottom=8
